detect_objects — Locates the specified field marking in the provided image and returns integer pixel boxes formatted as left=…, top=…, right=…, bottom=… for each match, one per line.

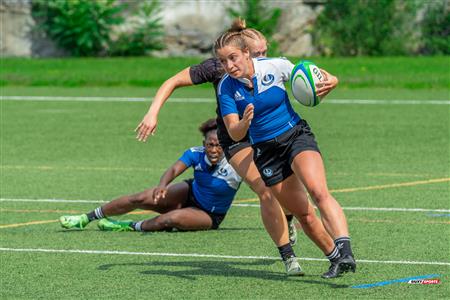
left=2, top=209, right=448, bottom=226
left=1, top=198, right=449, bottom=213
left=0, top=247, right=449, bottom=266
left=0, top=208, right=155, bottom=216
left=235, top=177, right=450, bottom=204
left=348, top=217, right=450, bottom=225
left=1, top=96, right=449, bottom=105
left=351, top=274, right=441, bottom=289
left=1, top=165, right=166, bottom=172
left=3, top=165, right=439, bottom=179
left=330, top=177, right=450, bottom=193
left=0, top=220, right=58, bottom=229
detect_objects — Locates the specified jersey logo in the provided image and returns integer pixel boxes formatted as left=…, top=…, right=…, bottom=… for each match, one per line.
left=218, top=167, right=228, bottom=176
left=194, top=164, right=203, bottom=171
left=234, top=91, right=245, bottom=101
left=263, top=168, right=273, bottom=177
left=261, top=74, right=275, bottom=86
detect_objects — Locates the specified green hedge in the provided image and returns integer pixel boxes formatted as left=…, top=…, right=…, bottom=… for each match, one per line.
left=1, top=57, right=448, bottom=89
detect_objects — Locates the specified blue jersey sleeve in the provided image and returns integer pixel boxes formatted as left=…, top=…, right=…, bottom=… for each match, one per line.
left=178, top=148, right=196, bottom=167
left=218, top=77, right=239, bottom=117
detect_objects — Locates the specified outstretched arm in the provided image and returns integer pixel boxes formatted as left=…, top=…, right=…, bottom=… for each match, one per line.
left=316, top=69, right=339, bottom=98
left=153, top=160, right=188, bottom=203
left=135, top=68, right=193, bottom=142
left=223, top=104, right=254, bottom=142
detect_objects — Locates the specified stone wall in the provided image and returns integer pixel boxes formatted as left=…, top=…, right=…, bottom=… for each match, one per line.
left=1, top=0, right=323, bottom=57
left=1, top=0, right=33, bottom=56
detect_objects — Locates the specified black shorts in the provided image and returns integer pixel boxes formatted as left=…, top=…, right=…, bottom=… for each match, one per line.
left=217, top=120, right=251, bottom=161
left=252, top=119, right=320, bottom=187
left=183, top=179, right=226, bottom=229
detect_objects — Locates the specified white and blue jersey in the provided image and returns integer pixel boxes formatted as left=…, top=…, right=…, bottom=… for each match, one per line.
left=178, top=146, right=241, bottom=214
left=218, top=57, right=300, bottom=144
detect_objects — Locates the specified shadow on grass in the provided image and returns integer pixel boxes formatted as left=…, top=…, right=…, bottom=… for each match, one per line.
left=98, top=260, right=348, bottom=288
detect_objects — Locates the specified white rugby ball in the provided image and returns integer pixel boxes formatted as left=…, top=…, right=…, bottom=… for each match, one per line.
left=290, top=60, right=324, bottom=107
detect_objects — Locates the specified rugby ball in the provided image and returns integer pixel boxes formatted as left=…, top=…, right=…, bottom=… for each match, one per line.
left=290, top=60, right=324, bottom=107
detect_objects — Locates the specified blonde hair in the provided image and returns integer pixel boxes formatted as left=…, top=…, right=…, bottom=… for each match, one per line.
left=214, top=18, right=267, bottom=55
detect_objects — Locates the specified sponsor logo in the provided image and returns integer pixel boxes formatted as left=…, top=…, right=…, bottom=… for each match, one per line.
left=311, top=66, right=324, bottom=82
left=408, top=279, right=440, bottom=285
left=261, top=74, right=275, bottom=86
left=218, top=167, right=228, bottom=176
left=337, top=242, right=344, bottom=250
left=234, top=91, right=245, bottom=101
left=263, top=168, right=273, bottom=177
left=194, top=164, right=203, bottom=171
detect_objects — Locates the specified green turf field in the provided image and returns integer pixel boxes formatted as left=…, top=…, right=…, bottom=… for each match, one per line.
left=1, top=57, right=449, bottom=299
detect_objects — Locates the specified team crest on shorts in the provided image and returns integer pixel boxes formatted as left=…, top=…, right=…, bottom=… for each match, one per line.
left=263, top=168, right=273, bottom=177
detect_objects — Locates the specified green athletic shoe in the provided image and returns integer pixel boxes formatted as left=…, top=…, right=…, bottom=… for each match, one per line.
left=97, top=218, right=134, bottom=232
left=288, top=218, right=298, bottom=246
left=59, top=214, right=89, bottom=229
left=283, top=256, right=305, bottom=276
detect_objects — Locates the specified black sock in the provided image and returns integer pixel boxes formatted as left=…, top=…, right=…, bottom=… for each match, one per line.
left=334, top=237, right=353, bottom=257
left=285, top=214, right=294, bottom=223
left=278, top=243, right=296, bottom=261
left=86, top=207, right=105, bottom=222
left=326, top=246, right=341, bottom=263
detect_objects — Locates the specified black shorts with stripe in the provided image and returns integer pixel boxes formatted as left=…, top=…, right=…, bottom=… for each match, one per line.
left=252, top=119, right=321, bottom=187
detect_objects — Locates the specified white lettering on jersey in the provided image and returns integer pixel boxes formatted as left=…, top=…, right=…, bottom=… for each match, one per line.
left=234, top=91, right=245, bottom=101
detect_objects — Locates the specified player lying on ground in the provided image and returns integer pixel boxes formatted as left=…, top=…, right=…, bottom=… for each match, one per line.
left=60, top=119, right=241, bottom=232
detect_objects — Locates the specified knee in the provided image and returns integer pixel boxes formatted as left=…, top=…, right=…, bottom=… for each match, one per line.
left=297, top=211, right=319, bottom=228
left=308, top=188, right=331, bottom=205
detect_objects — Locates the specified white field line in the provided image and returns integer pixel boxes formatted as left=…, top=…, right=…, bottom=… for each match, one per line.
left=1, top=96, right=449, bottom=105
left=1, top=198, right=449, bottom=213
left=0, top=247, right=448, bottom=266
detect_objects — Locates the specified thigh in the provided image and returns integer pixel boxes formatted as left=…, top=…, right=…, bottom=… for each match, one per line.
left=290, top=151, right=329, bottom=195
left=139, top=182, right=190, bottom=213
left=165, top=207, right=213, bottom=230
left=229, top=146, right=283, bottom=199
left=228, top=146, right=263, bottom=189
left=269, top=174, right=312, bottom=217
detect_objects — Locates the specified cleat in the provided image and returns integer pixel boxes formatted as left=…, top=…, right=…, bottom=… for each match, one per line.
left=340, top=254, right=356, bottom=273
left=322, top=255, right=356, bottom=279
left=98, top=218, right=134, bottom=232
left=60, top=214, right=89, bottom=229
left=283, top=256, right=305, bottom=276
left=288, top=218, right=298, bottom=246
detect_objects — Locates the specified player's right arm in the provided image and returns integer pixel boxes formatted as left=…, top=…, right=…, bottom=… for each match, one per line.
left=135, top=67, right=193, bottom=142
left=153, top=147, right=196, bottom=202
left=153, top=160, right=188, bottom=202
left=223, top=104, right=253, bottom=142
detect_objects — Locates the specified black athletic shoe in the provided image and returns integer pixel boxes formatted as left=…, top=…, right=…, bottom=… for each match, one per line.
left=322, top=255, right=356, bottom=279
left=340, top=254, right=356, bottom=273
